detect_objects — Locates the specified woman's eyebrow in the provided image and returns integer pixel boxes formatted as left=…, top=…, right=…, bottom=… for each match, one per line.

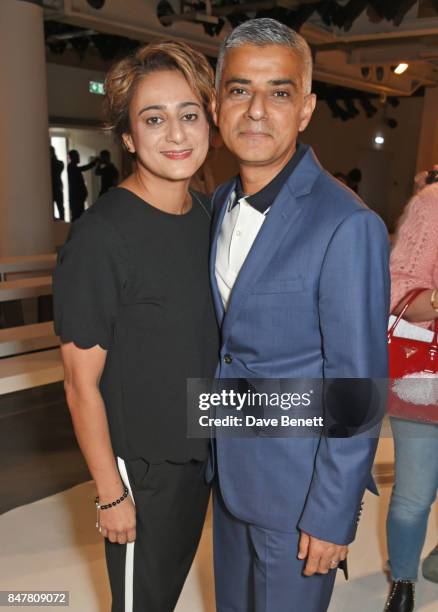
left=138, top=101, right=201, bottom=116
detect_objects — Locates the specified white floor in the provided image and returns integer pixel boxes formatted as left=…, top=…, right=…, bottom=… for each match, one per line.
left=0, top=482, right=437, bottom=612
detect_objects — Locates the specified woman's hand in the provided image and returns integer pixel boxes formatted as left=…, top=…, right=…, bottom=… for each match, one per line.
left=60, top=342, right=137, bottom=546
left=98, top=494, right=136, bottom=545
left=394, top=288, right=438, bottom=323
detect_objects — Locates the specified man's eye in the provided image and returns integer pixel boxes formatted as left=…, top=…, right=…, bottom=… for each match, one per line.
left=145, top=116, right=164, bottom=125
left=273, top=90, right=290, bottom=98
left=182, top=113, right=198, bottom=121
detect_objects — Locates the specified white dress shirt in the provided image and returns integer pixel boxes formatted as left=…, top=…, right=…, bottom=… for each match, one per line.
left=214, top=143, right=307, bottom=311
left=215, top=193, right=267, bottom=310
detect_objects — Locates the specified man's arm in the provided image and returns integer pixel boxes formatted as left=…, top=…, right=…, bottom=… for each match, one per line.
left=61, top=341, right=136, bottom=545
left=79, top=158, right=97, bottom=172
left=298, top=209, right=390, bottom=574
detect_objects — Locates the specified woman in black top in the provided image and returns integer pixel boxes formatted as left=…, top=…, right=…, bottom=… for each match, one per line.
left=53, top=41, right=219, bottom=612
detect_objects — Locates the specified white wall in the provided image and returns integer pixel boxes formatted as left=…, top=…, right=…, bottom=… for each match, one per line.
left=0, top=1, right=53, bottom=257
left=303, top=96, right=424, bottom=231
left=49, top=126, right=122, bottom=217
left=47, top=64, right=122, bottom=221
left=416, top=87, right=438, bottom=173
left=47, top=63, right=107, bottom=121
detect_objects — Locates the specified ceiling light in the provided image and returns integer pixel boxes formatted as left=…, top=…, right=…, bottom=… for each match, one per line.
left=393, top=63, right=408, bottom=75
left=375, top=135, right=385, bottom=145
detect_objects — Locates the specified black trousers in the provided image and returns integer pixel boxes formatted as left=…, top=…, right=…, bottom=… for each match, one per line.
left=53, top=191, right=64, bottom=220
left=105, top=458, right=210, bottom=612
left=70, top=197, right=85, bottom=222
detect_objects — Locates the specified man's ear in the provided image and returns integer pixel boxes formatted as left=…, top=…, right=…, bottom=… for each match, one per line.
left=122, top=133, right=135, bottom=154
left=298, top=93, right=317, bottom=133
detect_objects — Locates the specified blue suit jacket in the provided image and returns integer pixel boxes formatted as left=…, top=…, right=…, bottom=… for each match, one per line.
left=209, top=146, right=390, bottom=545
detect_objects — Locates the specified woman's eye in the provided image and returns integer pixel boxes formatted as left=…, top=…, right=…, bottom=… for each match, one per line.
left=230, top=88, right=247, bottom=96
left=182, top=113, right=198, bottom=121
left=145, top=116, right=164, bottom=126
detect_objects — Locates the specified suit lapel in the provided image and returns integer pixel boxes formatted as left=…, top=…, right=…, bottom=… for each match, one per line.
left=210, top=179, right=236, bottom=325
left=221, top=181, right=303, bottom=341
left=220, top=146, right=323, bottom=342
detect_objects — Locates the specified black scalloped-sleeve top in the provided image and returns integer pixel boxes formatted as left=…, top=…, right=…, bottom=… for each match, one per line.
left=53, top=187, right=219, bottom=463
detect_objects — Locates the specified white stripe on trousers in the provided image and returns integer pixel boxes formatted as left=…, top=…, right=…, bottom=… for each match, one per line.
left=117, top=457, right=135, bottom=612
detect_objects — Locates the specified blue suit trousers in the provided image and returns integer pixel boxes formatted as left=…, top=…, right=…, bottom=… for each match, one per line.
left=213, top=484, right=337, bottom=612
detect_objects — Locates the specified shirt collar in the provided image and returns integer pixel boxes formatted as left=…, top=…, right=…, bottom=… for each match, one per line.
left=232, top=142, right=308, bottom=214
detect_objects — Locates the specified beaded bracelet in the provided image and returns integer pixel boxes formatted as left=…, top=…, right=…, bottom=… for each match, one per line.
left=95, top=486, right=129, bottom=510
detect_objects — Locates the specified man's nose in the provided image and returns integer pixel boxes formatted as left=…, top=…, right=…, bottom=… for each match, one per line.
left=245, top=93, right=268, bottom=121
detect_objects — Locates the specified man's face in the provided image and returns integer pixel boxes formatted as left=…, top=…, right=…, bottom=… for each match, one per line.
left=214, top=44, right=316, bottom=167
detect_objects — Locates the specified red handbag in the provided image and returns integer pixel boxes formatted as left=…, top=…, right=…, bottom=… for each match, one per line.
left=387, top=288, right=438, bottom=422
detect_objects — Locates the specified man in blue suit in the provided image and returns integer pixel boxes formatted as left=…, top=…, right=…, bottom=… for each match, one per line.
left=209, top=18, right=390, bottom=612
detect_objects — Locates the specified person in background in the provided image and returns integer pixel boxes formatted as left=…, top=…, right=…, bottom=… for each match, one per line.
left=53, top=40, right=218, bottom=612
left=50, top=146, right=64, bottom=220
left=412, top=166, right=438, bottom=196
left=384, top=168, right=438, bottom=612
left=95, top=149, right=119, bottom=195
left=333, top=171, right=348, bottom=186
left=346, top=167, right=362, bottom=194
left=67, top=149, right=97, bottom=222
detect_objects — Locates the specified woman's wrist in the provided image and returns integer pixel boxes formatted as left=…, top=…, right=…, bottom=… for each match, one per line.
left=431, top=288, right=438, bottom=313
left=95, top=485, right=129, bottom=510
left=96, top=478, right=126, bottom=503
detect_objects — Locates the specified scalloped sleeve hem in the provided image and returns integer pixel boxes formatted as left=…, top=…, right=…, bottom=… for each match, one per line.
left=52, top=211, right=125, bottom=353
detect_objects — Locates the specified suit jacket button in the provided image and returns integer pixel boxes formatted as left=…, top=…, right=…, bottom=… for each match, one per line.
left=224, top=354, right=233, bottom=364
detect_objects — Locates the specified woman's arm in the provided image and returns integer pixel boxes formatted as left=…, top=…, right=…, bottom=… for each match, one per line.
left=61, top=341, right=136, bottom=545
left=392, top=288, right=438, bottom=322
left=390, top=186, right=438, bottom=323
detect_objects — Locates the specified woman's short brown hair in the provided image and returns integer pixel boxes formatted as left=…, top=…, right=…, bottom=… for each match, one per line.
left=104, top=40, right=215, bottom=143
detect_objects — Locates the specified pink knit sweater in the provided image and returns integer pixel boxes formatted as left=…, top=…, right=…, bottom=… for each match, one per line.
left=390, top=182, right=438, bottom=326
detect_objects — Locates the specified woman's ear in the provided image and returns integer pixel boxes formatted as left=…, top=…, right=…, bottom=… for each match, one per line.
left=122, top=133, right=135, bottom=154
left=210, top=97, right=219, bottom=128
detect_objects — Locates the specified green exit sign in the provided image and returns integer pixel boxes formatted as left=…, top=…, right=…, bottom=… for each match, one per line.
left=89, top=81, right=105, bottom=95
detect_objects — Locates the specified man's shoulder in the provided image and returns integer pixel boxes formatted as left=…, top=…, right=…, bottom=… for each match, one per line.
left=312, top=169, right=368, bottom=216
left=310, top=171, right=389, bottom=249
left=313, top=172, right=388, bottom=236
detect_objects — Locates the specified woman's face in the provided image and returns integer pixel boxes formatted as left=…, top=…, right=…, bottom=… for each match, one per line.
left=123, top=70, right=210, bottom=182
